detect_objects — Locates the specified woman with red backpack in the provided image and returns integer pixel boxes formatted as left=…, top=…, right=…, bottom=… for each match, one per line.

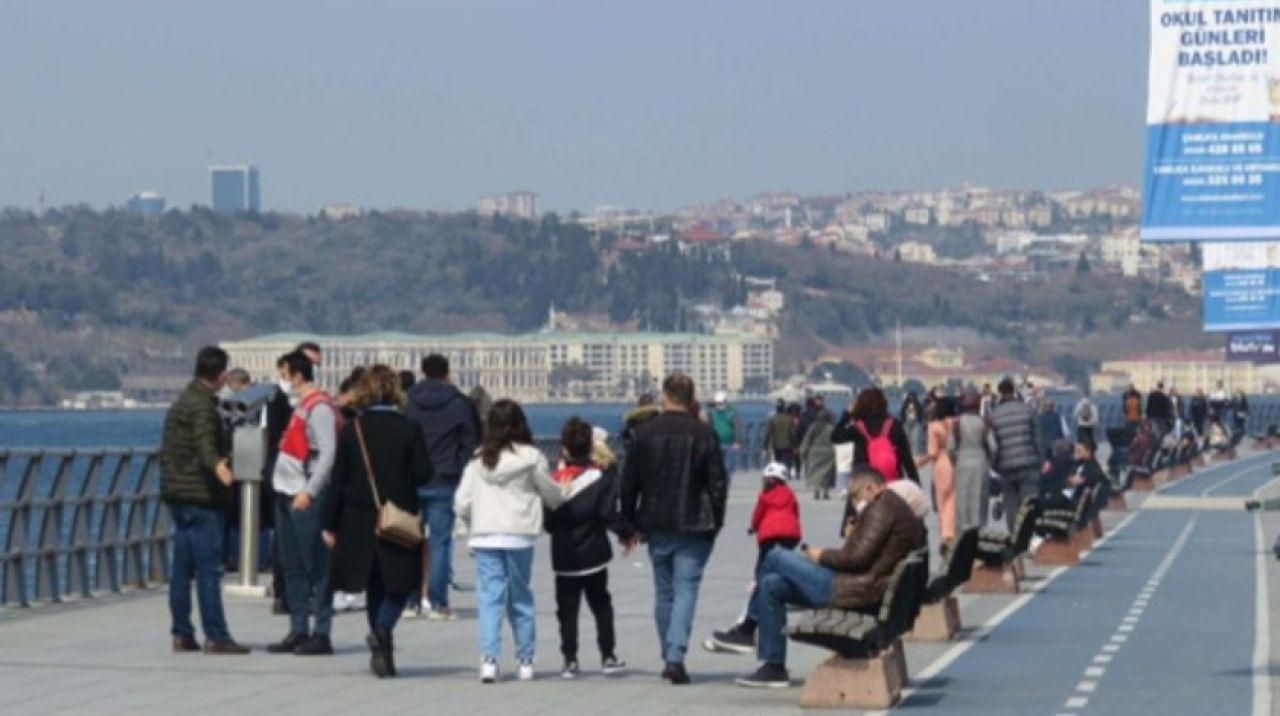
left=831, top=387, right=920, bottom=486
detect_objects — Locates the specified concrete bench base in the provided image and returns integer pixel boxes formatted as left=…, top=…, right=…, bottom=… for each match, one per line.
left=905, top=596, right=959, bottom=643
left=800, top=640, right=907, bottom=710
left=1192, top=455, right=1207, bottom=468
left=1254, top=438, right=1271, bottom=451
left=1170, top=463, right=1191, bottom=480
left=1034, top=537, right=1080, bottom=566
left=1131, top=475, right=1155, bottom=492
left=964, top=562, right=1019, bottom=594
left=1152, top=468, right=1171, bottom=486
left=1106, top=493, right=1127, bottom=511
left=1214, top=448, right=1238, bottom=462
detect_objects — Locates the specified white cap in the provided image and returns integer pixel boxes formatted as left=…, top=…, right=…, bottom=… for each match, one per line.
left=763, top=462, right=790, bottom=481
left=713, top=390, right=728, bottom=405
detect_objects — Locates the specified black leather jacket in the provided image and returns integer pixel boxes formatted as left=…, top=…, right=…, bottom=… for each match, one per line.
left=620, top=411, right=728, bottom=537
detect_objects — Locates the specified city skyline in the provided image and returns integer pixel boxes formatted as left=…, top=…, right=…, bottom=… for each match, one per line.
left=0, top=1, right=1146, bottom=214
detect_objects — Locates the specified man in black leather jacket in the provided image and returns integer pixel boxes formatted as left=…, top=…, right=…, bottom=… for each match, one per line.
left=620, top=373, right=728, bottom=686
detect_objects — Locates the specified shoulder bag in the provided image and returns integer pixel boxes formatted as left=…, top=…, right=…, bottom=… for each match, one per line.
left=354, top=418, right=424, bottom=548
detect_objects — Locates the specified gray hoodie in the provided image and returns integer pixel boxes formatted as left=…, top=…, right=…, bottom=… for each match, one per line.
left=454, top=444, right=565, bottom=540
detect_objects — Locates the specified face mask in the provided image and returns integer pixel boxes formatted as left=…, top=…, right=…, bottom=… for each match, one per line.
left=277, top=379, right=294, bottom=395
left=854, top=499, right=869, bottom=514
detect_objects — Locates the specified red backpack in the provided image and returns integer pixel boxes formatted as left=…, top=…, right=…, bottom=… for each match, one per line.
left=855, top=418, right=900, bottom=482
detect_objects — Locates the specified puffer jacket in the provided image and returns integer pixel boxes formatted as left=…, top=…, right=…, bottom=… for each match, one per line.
left=620, top=411, right=728, bottom=536
left=990, top=398, right=1041, bottom=473
left=455, top=444, right=565, bottom=537
left=819, top=489, right=925, bottom=609
left=545, top=463, right=622, bottom=574
left=160, top=380, right=232, bottom=509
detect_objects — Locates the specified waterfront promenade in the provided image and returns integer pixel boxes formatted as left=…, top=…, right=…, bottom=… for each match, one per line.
left=2, top=455, right=1279, bottom=715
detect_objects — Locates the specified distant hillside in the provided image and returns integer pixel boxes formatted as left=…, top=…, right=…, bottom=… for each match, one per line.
left=0, top=207, right=1204, bottom=403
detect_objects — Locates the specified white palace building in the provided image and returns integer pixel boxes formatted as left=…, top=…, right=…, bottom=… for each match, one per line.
left=222, top=331, right=774, bottom=403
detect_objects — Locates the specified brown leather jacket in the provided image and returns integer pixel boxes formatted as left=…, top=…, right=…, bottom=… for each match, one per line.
left=819, top=489, right=925, bottom=609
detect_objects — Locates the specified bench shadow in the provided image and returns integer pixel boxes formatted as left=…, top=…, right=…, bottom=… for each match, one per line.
left=1216, top=664, right=1280, bottom=678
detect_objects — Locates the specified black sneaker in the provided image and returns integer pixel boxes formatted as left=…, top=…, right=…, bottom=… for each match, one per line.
left=661, top=662, right=690, bottom=685
left=602, top=654, right=628, bottom=676
left=707, top=624, right=756, bottom=655
left=560, top=660, right=580, bottom=680
left=735, top=663, right=791, bottom=688
left=294, top=634, right=334, bottom=656
left=266, top=632, right=308, bottom=654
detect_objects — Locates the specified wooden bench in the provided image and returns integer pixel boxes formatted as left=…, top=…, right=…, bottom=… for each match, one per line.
left=966, top=498, right=1040, bottom=594
left=906, top=528, right=978, bottom=642
left=787, top=550, right=928, bottom=710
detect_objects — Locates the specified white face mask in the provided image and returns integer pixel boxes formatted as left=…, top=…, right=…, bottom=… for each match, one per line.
left=277, top=379, right=294, bottom=396
left=854, top=499, right=869, bottom=514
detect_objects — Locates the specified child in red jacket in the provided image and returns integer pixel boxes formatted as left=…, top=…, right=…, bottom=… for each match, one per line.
left=704, top=462, right=803, bottom=655
left=749, top=462, right=803, bottom=574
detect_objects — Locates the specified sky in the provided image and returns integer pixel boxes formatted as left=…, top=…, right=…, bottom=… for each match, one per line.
left=0, top=1, right=1148, bottom=214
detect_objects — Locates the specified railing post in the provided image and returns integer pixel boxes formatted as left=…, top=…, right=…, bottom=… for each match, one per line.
left=34, top=452, right=75, bottom=604
left=122, top=453, right=156, bottom=589
left=95, top=452, right=131, bottom=594
left=3, top=453, right=42, bottom=608
left=67, top=452, right=104, bottom=599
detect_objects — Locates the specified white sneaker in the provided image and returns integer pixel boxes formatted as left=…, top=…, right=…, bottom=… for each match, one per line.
left=517, top=660, right=535, bottom=681
left=332, top=592, right=351, bottom=611
left=480, top=658, right=498, bottom=684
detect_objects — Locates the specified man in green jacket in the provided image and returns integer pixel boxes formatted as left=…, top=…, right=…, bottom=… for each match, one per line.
left=161, top=346, right=249, bottom=655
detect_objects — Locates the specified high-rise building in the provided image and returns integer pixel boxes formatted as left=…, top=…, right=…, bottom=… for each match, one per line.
left=126, top=191, right=166, bottom=216
left=478, top=191, right=539, bottom=220
left=209, top=165, right=260, bottom=214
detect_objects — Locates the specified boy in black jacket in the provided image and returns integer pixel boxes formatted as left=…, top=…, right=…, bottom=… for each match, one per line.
left=547, top=417, right=628, bottom=680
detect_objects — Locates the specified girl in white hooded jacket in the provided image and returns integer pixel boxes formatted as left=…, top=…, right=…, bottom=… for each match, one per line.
left=455, top=399, right=565, bottom=683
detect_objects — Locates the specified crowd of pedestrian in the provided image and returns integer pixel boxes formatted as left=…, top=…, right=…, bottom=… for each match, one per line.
left=161, top=345, right=1252, bottom=689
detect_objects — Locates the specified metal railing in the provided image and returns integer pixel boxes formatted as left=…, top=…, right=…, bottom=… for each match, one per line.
left=1, top=449, right=168, bottom=609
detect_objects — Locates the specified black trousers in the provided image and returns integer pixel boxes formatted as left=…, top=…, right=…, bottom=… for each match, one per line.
left=555, top=570, right=616, bottom=661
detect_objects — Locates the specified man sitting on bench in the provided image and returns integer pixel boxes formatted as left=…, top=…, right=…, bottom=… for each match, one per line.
left=728, top=467, right=925, bottom=689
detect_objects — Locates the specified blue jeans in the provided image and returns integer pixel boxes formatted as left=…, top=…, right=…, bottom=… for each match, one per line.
left=419, top=483, right=457, bottom=608
left=647, top=532, right=715, bottom=664
left=275, top=493, right=333, bottom=636
left=473, top=547, right=536, bottom=661
left=748, top=549, right=835, bottom=666
left=168, top=504, right=231, bottom=642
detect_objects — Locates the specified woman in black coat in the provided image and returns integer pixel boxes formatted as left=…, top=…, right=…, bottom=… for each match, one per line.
left=831, top=387, right=920, bottom=483
left=322, top=365, right=432, bottom=678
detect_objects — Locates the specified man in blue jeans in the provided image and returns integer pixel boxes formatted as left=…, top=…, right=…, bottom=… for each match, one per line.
left=621, top=373, right=728, bottom=685
left=404, top=354, right=482, bottom=620
left=722, top=468, right=925, bottom=688
left=159, top=346, right=249, bottom=655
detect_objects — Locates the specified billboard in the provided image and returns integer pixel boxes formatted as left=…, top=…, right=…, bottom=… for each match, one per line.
left=1203, top=242, right=1280, bottom=330
left=1142, top=4, right=1280, bottom=242
left=1226, top=330, right=1280, bottom=362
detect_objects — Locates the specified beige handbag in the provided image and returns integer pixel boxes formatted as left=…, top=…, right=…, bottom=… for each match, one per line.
left=354, top=418, right=424, bottom=548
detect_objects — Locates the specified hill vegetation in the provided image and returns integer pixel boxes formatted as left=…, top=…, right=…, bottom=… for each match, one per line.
left=0, top=207, right=1204, bottom=403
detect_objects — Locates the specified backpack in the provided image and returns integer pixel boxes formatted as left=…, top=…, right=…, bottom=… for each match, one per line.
left=710, top=406, right=737, bottom=445
left=279, top=390, right=341, bottom=463
left=855, top=418, right=900, bottom=483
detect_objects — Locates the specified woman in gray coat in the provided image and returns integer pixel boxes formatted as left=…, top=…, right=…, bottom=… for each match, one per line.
left=800, top=410, right=837, bottom=500
left=951, top=392, right=995, bottom=534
